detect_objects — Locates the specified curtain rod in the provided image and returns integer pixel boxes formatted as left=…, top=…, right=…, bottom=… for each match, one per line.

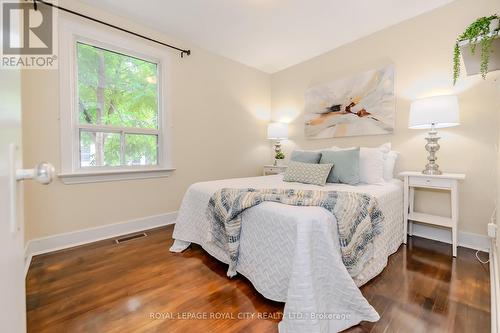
left=33, top=0, right=191, bottom=58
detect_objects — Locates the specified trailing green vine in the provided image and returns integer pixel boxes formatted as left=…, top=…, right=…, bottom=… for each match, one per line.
left=453, top=14, right=499, bottom=85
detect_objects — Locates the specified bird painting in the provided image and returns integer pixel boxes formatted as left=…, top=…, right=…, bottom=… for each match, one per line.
left=304, top=65, right=395, bottom=138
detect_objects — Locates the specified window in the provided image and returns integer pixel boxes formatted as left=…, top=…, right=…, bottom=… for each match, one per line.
left=77, top=43, right=159, bottom=168
left=59, top=18, right=173, bottom=184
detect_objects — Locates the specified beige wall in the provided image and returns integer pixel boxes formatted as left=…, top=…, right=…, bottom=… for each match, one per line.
left=270, top=0, right=500, bottom=236
left=22, top=1, right=271, bottom=240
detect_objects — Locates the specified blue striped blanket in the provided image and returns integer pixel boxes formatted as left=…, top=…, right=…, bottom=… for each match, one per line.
left=206, top=188, right=384, bottom=278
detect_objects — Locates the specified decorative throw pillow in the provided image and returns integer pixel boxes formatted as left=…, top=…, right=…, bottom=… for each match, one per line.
left=320, top=148, right=360, bottom=185
left=290, top=150, right=322, bottom=164
left=283, top=161, right=333, bottom=186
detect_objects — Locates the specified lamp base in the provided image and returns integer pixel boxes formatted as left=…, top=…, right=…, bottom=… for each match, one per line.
left=422, top=125, right=442, bottom=175
left=273, top=140, right=283, bottom=167
left=422, top=168, right=442, bottom=175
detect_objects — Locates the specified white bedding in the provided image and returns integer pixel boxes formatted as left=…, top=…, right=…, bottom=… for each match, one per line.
left=170, top=175, right=404, bottom=333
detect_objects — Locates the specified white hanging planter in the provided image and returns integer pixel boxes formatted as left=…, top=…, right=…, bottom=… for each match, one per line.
left=490, top=18, right=500, bottom=32
left=459, top=29, right=500, bottom=77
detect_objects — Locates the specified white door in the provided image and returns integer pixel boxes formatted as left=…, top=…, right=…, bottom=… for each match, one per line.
left=0, top=66, right=55, bottom=333
left=0, top=66, right=25, bottom=331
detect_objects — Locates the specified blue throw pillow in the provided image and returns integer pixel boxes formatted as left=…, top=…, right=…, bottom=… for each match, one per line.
left=320, top=149, right=360, bottom=185
left=290, top=150, right=322, bottom=164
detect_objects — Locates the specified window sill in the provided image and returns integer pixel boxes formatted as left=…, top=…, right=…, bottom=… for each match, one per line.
left=58, top=168, right=175, bottom=184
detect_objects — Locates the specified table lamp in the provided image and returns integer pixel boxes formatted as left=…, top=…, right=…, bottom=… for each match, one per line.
left=267, top=122, right=288, bottom=166
left=409, top=95, right=460, bottom=175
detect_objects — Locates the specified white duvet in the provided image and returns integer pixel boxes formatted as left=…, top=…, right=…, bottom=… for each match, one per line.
left=170, top=175, right=404, bottom=333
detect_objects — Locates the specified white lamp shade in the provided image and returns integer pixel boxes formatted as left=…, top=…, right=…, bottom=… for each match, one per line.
left=267, top=122, right=288, bottom=139
left=409, top=95, right=460, bottom=129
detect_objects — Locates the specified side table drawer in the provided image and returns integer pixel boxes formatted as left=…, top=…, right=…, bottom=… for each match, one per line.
left=409, top=176, right=452, bottom=189
left=264, top=166, right=287, bottom=175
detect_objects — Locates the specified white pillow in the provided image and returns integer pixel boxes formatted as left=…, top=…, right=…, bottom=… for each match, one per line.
left=383, top=150, right=399, bottom=181
left=359, top=147, right=385, bottom=184
left=378, top=142, right=391, bottom=154
left=331, top=143, right=391, bottom=184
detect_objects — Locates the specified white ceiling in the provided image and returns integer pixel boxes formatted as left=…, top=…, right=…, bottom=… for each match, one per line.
left=77, top=0, right=454, bottom=73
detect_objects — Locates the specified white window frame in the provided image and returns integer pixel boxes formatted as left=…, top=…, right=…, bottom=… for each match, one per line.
left=58, top=15, right=174, bottom=184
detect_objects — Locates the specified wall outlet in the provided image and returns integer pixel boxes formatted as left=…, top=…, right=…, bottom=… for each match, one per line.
left=488, top=222, right=497, bottom=238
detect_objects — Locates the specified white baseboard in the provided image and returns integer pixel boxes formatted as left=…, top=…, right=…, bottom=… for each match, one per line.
left=24, top=211, right=177, bottom=277
left=23, top=214, right=489, bottom=277
left=490, top=238, right=498, bottom=333
left=410, top=223, right=490, bottom=252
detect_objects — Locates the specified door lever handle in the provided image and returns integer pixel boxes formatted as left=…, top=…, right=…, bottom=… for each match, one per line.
left=16, top=162, right=55, bottom=185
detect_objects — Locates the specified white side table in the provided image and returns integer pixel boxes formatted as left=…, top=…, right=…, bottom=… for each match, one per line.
left=399, top=171, right=466, bottom=257
left=263, top=165, right=287, bottom=176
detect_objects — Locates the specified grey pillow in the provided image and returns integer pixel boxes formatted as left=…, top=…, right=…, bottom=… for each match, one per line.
left=290, top=150, right=322, bottom=164
left=320, top=148, right=360, bottom=185
left=283, top=161, right=333, bottom=186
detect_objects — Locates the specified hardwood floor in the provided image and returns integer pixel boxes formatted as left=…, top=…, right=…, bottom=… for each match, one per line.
left=26, top=225, right=490, bottom=333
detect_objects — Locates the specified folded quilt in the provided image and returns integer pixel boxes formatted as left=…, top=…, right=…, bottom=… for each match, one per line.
left=206, top=188, right=384, bottom=278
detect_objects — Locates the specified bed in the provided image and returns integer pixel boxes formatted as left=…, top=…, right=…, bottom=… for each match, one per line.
left=170, top=174, right=404, bottom=333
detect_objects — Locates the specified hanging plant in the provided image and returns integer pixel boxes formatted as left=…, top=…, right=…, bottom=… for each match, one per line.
left=453, top=14, right=499, bottom=85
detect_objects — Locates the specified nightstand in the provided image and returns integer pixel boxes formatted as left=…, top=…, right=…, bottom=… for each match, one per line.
left=263, top=165, right=287, bottom=176
left=399, top=171, right=466, bottom=257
